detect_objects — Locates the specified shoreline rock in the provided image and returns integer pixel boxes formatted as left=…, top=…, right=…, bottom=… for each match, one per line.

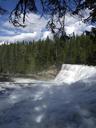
left=0, top=65, right=59, bottom=82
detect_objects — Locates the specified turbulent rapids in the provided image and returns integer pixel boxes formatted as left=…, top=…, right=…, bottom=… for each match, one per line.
left=0, top=64, right=96, bottom=128
left=55, top=64, right=96, bottom=84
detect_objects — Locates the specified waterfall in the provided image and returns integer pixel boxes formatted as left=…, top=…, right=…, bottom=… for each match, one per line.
left=55, top=64, right=96, bottom=84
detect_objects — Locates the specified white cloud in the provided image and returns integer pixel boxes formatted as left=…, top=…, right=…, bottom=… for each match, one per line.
left=0, top=10, right=95, bottom=44
left=0, top=41, right=5, bottom=45
left=0, top=32, right=37, bottom=43
left=65, top=13, right=94, bottom=35
left=0, top=13, right=48, bottom=43
left=24, top=13, right=47, bottom=32
left=2, top=13, right=48, bottom=34
left=65, top=26, right=75, bottom=35
left=42, top=31, right=53, bottom=40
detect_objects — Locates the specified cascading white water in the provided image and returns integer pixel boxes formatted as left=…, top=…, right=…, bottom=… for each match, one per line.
left=55, top=64, right=96, bottom=84
left=1, top=65, right=96, bottom=128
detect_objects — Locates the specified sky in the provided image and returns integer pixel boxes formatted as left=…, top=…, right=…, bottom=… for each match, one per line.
left=0, top=0, right=94, bottom=44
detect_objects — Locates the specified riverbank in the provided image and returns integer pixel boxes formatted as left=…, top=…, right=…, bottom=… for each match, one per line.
left=0, top=65, right=59, bottom=82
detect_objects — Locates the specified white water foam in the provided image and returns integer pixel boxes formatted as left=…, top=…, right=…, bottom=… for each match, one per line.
left=55, top=64, right=96, bottom=84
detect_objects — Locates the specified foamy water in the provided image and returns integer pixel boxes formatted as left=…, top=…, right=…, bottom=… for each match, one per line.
left=0, top=64, right=96, bottom=128
left=55, top=64, right=96, bottom=84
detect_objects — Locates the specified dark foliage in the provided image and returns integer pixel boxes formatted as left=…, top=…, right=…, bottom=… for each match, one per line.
left=9, top=0, right=96, bottom=36
left=0, top=0, right=96, bottom=36
left=0, top=33, right=96, bottom=74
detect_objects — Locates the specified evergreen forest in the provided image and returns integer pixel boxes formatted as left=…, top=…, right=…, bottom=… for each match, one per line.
left=0, top=31, right=96, bottom=74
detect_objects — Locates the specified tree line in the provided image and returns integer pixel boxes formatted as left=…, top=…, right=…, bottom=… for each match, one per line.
left=0, top=32, right=96, bottom=74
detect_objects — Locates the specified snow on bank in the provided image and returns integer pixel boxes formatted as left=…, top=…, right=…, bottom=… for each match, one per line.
left=55, top=64, right=96, bottom=84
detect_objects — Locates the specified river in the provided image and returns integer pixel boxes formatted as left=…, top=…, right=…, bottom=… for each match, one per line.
left=0, top=64, right=96, bottom=128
